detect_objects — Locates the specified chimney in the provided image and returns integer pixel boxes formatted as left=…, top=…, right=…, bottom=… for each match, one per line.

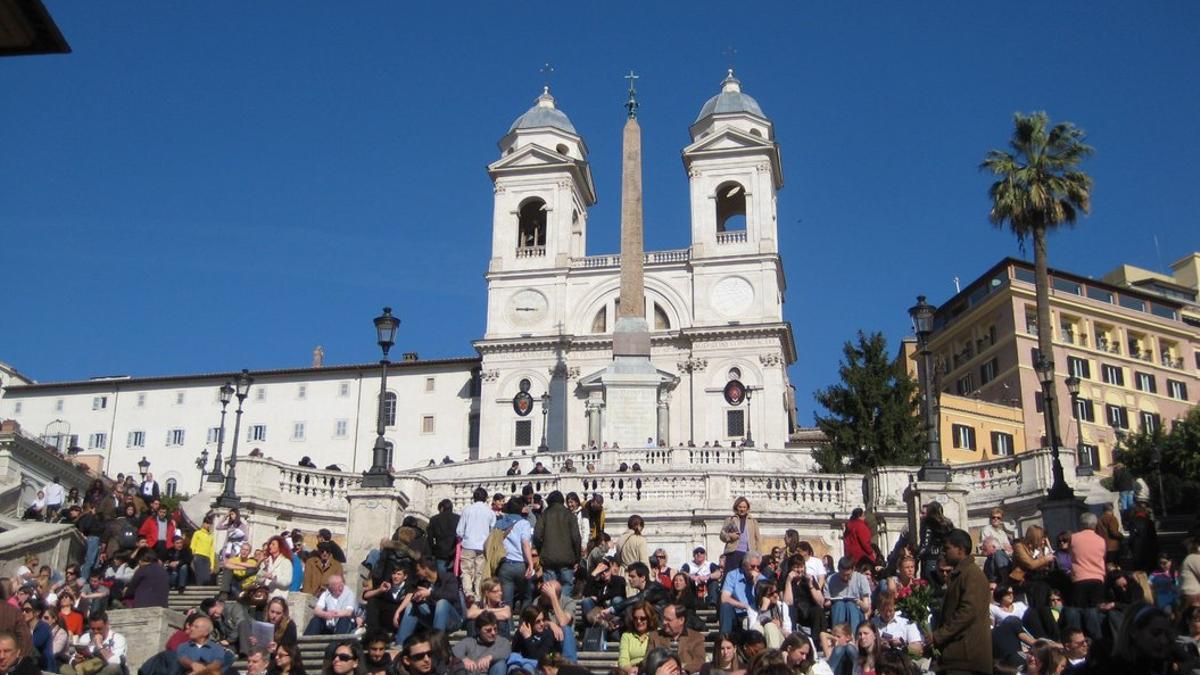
left=312, top=345, right=325, bottom=368
left=402, top=352, right=419, bottom=362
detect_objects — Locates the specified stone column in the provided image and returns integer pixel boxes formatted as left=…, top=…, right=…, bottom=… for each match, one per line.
left=586, top=395, right=604, bottom=448
left=344, top=486, right=411, bottom=594
left=656, top=395, right=669, bottom=446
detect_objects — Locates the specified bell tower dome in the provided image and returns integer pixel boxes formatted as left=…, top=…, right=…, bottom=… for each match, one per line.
left=487, top=88, right=596, bottom=271
left=683, top=71, right=783, bottom=259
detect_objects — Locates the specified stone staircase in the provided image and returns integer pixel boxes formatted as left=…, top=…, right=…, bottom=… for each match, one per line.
left=167, top=587, right=722, bottom=675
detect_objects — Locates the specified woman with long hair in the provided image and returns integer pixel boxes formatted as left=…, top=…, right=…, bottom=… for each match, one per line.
left=699, top=633, right=744, bottom=675
left=41, top=605, right=71, bottom=669
left=56, top=592, right=83, bottom=636
left=754, top=580, right=787, bottom=649
left=616, top=515, right=649, bottom=570
left=322, top=639, right=364, bottom=675
left=269, top=642, right=308, bottom=675
left=618, top=600, right=658, bottom=674
left=259, top=536, right=295, bottom=599
left=720, top=497, right=761, bottom=573
left=217, top=508, right=249, bottom=560
left=669, top=572, right=700, bottom=624
left=781, top=633, right=833, bottom=675
left=1022, top=643, right=1065, bottom=675
left=917, top=501, right=953, bottom=584
left=639, top=648, right=682, bottom=675
left=21, top=596, right=56, bottom=671
left=465, top=577, right=512, bottom=636
left=265, top=596, right=298, bottom=650
left=853, top=621, right=881, bottom=675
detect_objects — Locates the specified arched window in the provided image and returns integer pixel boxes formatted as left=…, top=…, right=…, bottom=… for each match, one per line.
left=591, top=307, right=607, bottom=333
left=382, top=392, right=397, bottom=427
left=518, top=199, right=547, bottom=248
left=165, top=478, right=178, bottom=498
left=384, top=441, right=395, bottom=468
left=728, top=367, right=742, bottom=381
left=715, top=182, right=747, bottom=232
left=653, top=303, right=670, bottom=330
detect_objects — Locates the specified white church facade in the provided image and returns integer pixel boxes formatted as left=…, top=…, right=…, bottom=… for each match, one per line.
left=0, top=72, right=802, bottom=486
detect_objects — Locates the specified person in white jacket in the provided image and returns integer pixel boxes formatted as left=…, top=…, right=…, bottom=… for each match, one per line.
left=258, top=536, right=294, bottom=599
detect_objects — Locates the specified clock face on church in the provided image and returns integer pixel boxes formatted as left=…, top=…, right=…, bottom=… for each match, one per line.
left=506, top=289, right=549, bottom=327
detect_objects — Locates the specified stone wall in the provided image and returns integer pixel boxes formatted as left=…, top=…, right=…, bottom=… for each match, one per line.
left=108, top=607, right=185, bottom=669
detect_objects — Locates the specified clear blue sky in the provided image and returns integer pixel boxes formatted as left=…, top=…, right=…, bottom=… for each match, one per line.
left=4, top=2, right=1198, bottom=424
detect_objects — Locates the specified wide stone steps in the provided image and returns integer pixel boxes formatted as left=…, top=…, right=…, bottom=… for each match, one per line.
left=178, top=586, right=722, bottom=675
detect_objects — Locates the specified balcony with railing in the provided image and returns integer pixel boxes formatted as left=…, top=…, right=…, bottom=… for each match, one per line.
left=571, top=249, right=691, bottom=270
left=716, top=231, right=748, bottom=244
left=515, top=246, right=546, bottom=258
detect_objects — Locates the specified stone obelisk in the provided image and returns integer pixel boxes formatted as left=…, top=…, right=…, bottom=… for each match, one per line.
left=601, top=72, right=660, bottom=447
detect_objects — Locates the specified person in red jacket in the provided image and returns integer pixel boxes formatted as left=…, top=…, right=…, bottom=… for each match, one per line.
left=137, top=504, right=178, bottom=558
left=843, top=508, right=876, bottom=567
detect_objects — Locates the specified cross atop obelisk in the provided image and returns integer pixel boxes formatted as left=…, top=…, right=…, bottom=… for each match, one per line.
left=614, top=70, right=649, bottom=357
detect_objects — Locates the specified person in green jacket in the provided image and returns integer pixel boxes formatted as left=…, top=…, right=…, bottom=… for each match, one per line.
left=533, top=491, right=582, bottom=599
left=931, top=529, right=992, bottom=674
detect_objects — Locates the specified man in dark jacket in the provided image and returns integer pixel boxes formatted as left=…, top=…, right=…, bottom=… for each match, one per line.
left=395, top=557, right=463, bottom=645
left=533, top=491, right=582, bottom=599
left=127, top=551, right=170, bottom=608
left=427, top=500, right=460, bottom=576
left=931, top=529, right=992, bottom=674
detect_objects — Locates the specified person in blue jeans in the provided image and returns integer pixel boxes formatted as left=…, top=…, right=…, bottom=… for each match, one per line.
left=824, top=556, right=871, bottom=631
left=719, top=551, right=762, bottom=634
left=394, top=557, right=464, bottom=645
left=496, top=498, right=534, bottom=611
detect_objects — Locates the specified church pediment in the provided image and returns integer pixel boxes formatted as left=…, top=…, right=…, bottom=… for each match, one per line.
left=682, top=127, right=772, bottom=155
left=577, top=365, right=680, bottom=389
left=488, top=145, right=578, bottom=172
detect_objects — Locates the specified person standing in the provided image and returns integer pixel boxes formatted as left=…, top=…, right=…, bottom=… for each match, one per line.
left=427, top=500, right=461, bottom=577
left=1112, top=462, right=1135, bottom=517
left=42, top=478, right=65, bottom=522
left=615, top=516, right=649, bottom=570
left=126, top=551, right=170, bottom=608
left=843, top=508, right=876, bottom=568
left=534, top=491, right=581, bottom=600
left=190, top=514, right=217, bottom=586
left=457, top=487, right=497, bottom=602
left=930, top=529, right=992, bottom=674
left=1097, top=503, right=1124, bottom=565
left=74, top=502, right=104, bottom=582
left=719, top=497, right=760, bottom=573
left=137, top=504, right=177, bottom=558
left=139, top=472, right=161, bottom=503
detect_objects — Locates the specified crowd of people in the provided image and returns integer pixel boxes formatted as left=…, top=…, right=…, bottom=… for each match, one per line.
left=5, top=463, right=1200, bottom=675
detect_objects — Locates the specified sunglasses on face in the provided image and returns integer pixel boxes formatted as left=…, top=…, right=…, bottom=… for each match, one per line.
left=21, top=607, right=35, bottom=613
left=333, top=653, right=356, bottom=662
left=407, top=651, right=432, bottom=662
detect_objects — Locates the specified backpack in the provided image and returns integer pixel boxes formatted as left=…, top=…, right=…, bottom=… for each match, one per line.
left=117, top=523, right=137, bottom=550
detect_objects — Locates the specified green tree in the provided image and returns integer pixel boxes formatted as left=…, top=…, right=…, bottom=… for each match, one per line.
left=813, top=331, right=925, bottom=472
left=981, top=112, right=1093, bottom=445
left=1113, top=405, right=1200, bottom=512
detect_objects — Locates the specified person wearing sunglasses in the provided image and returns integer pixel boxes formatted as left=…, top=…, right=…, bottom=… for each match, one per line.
left=718, top=551, right=762, bottom=634
left=18, top=599, right=54, bottom=672
left=322, top=639, right=363, bottom=675
left=270, top=642, right=306, bottom=675
left=400, top=633, right=440, bottom=675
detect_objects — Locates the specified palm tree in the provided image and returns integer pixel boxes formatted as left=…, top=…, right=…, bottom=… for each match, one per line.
left=982, top=111, right=1093, bottom=493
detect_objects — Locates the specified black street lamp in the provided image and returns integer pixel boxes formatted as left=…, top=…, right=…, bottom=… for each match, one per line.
left=1065, top=375, right=1093, bottom=478
left=363, top=307, right=399, bottom=487
left=216, top=369, right=253, bottom=508
left=910, top=295, right=949, bottom=482
left=538, top=393, right=551, bottom=453
left=1035, top=355, right=1074, bottom=500
left=743, top=388, right=755, bottom=448
left=208, top=381, right=235, bottom=483
left=137, top=456, right=150, bottom=480
left=195, top=448, right=209, bottom=491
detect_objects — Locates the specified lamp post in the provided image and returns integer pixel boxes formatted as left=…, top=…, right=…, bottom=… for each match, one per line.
left=909, top=295, right=949, bottom=482
left=216, top=369, right=253, bottom=508
left=1065, top=375, right=1093, bottom=478
left=208, top=381, right=235, bottom=483
left=363, top=307, right=399, bottom=487
left=538, top=393, right=551, bottom=453
left=195, top=449, right=209, bottom=491
left=743, top=388, right=755, bottom=448
left=1035, top=355, right=1074, bottom=500
left=137, top=456, right=150, bottom=481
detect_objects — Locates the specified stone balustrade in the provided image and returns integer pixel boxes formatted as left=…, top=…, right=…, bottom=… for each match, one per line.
left=0, top=430, right=95, bottom=508
left=572, top=248, right=691, bottom=269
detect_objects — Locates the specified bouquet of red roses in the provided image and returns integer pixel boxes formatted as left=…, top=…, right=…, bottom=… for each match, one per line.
left=895, top=578, right=934, bottom=634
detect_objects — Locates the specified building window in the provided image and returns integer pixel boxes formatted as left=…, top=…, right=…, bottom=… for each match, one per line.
left=980, top=359, right=998, bottom=386
left=425, top=377, right=435, bottom=393
left=256, top=388, right=266, bottom=402
left=55, top=399, right=64, bottom=412
left=726, top=409, right=746, bottom=437
left=297, top=384, right=307, bottom=400
left=715, top=181, right=747, bottom=232
left=468, top=414, right=480, bottom=451
left=92, top=396, right=108, bottom=410
left=175, top=391, right=185, bottom=405
left=292, top=422, right=305, bottom=441
left=421, top=416, right=435, bottom=434
left=13, top=402, right=21, bottom=415
left=206, top=427, right=221, bottom=443
left=166, top=429, right=186, bottom=446
left=249, top=425, right=266, bottom=442
left=1140, top=411, right=1161, bottom=434
left=514, top=420, right=533, bottom=447
left=127, top=431, right=145, bottom=448
left=1067, top=356, right=1090, bottom=379
left=382, top=392, right=397, bottom=427
left=1073, top=398, right=1096, bottom=423
left=1079, top=443, right=1101, bottom=470
left=164, top=478, right=177, bottom=498
left=136, top=393, right=146, bottom=408
left=1102, top=364, right=1124, bottom=387
left=88, top=433, right=107, bottom=450
left=334, top=420, right=348, bottom=438
left=1135, top=372, right=1157, bottom=394
left=338, top=382, right=350, bottom=397
left=1034, top=391, right=1044, bottom=413
left=991, top=431, right=1014, bottom=456
left=1105, top=404, right=1129, bottom=430
left=1167, top=379, right=1189, bottom=400
left=951, top=424, right=977, bottom=450
left=956, top=374, right=974, bottom=396
left=517, top=198, right=548, bottom=248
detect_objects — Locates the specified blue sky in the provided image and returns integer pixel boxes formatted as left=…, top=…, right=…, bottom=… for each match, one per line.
left=3, top=2, right=1198, bottom=424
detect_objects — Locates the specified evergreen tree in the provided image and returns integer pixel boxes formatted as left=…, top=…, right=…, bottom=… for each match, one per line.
left=813, top=331, right=925, bottom=472
left=1113, top=405, right=1200, bottom=512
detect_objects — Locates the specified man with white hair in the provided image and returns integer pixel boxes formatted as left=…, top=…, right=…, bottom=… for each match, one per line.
left=719, top=551, right=762, bottom=634
left=304, top=574, right=359, bottom=635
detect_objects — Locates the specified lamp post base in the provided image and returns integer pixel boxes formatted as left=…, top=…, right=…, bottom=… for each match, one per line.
left=361, top=470, right=394, bottom=488
left=206, top=471, right=225, bottom=483
left=1046, top=483, right=1075, bottom=501
left=213, top=493, right=241, bottom=510
left=918, top=462, right=951, bottom=483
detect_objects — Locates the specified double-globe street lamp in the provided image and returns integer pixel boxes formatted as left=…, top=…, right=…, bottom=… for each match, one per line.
left=195, top=448, right=209, bottom=491
left=363, top=307, right=400, bottom=488
left=537, top=393, right=551, bottom=454
left=1064, top=375, right=1093, bottom=478
left=215, top=370, right=253, bottom=508
left=207, top=381, right=235, bottom=483
left=1035, top=356, right=1074, bottom=500
left=909, top=295, right=949, bottom=482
